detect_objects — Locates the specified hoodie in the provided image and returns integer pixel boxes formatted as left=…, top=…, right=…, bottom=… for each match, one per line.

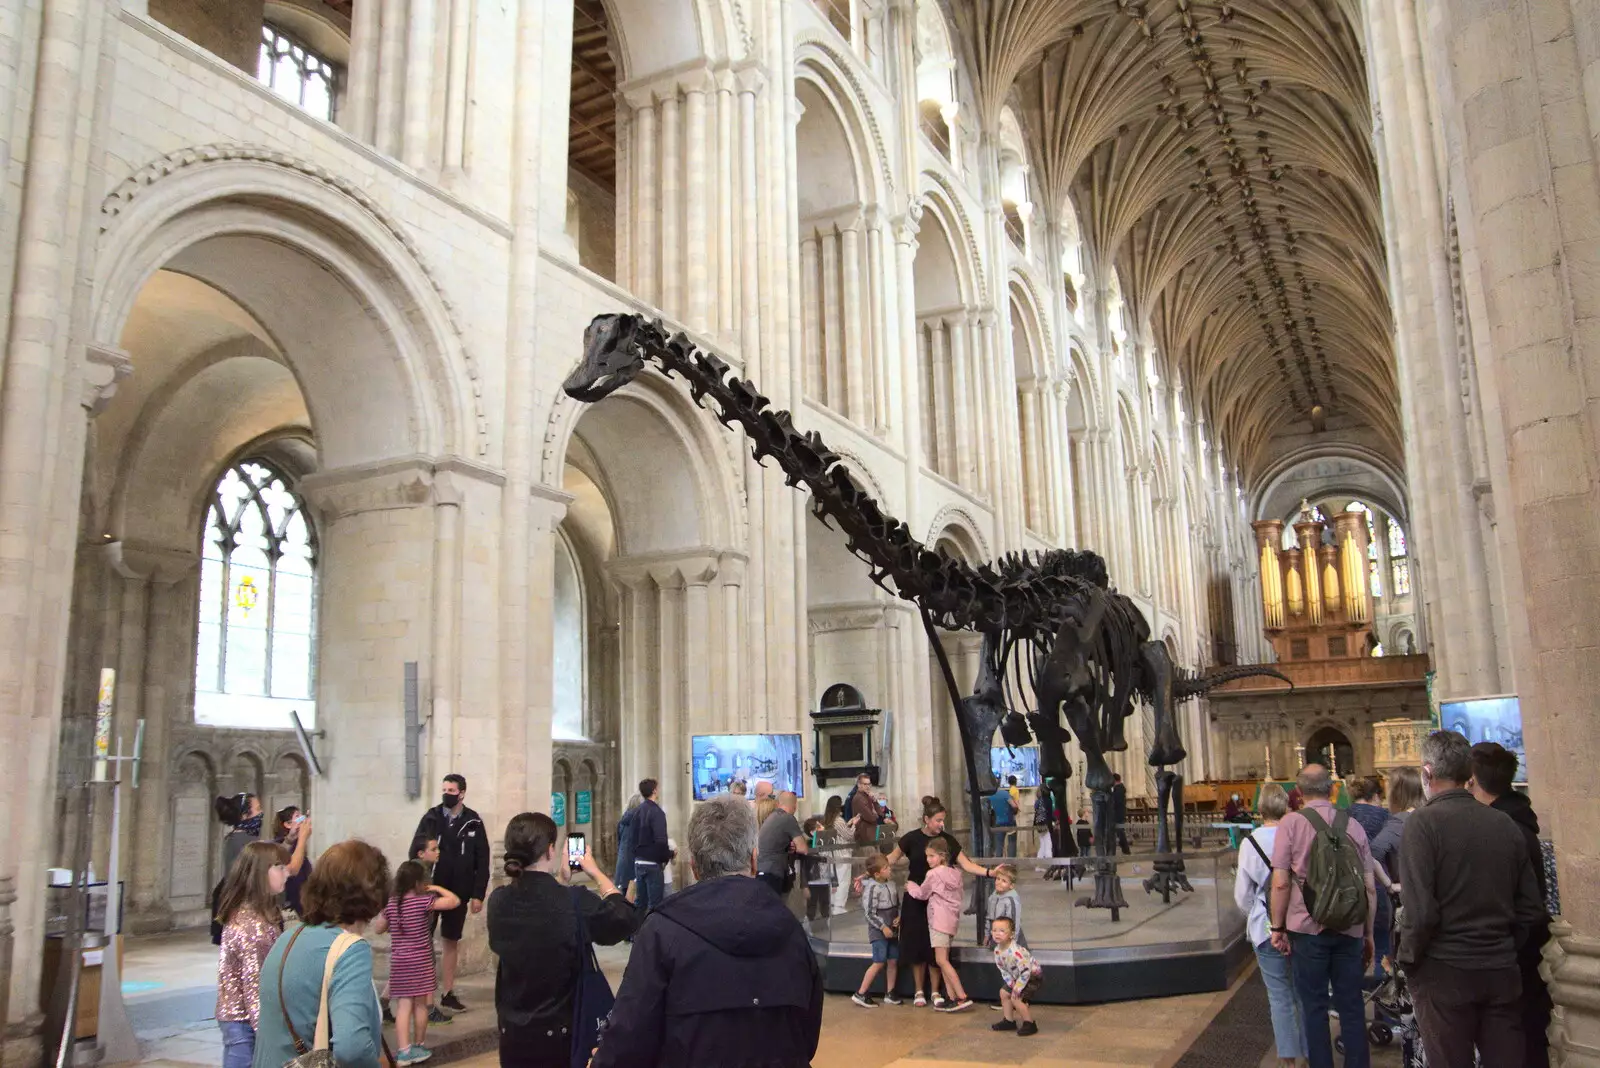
left=1491, top=791, right=1548, bottom=904
left=590, top=874, right=823, bottom=1068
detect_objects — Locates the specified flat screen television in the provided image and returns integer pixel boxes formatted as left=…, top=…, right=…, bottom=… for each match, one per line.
left=990, top=745, right=1041, bottom=788
left=691, top=733, right=805, bottom=801
left=1438, top=695, right=1525, bottom=782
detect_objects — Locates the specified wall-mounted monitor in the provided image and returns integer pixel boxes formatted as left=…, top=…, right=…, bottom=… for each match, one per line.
left=692, top=734, right=804, bottom=801
left=1438, top=694, right=1525, bottom=783
left=991, top=746, right=1041, bottom=788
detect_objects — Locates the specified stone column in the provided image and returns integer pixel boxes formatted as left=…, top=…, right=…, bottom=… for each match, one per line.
left=821, top=228, right=843, bottom=408
left=374, top=0, right=406, bottom=155
left=866, top=211, right=890, bottom=432
left=894, top=211, right=924, bottom=517
left=659, top=89, right=683, bottom=316
left=841, top=217, right=867, bottom=424
left=948, top=311, right=973, bottom=486
left=683, top=71, right=712, bottom=333
left=344, top=0, right=381, bottom=140
left=401, top=0, right=437, bottom=168
left=441, top=0, right=473, bottom=175
left=1423, top=0, right=1600, bottom=1058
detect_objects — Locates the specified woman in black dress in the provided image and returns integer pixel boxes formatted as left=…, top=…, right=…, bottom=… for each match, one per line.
left=874, top=798, right=996, bottom=1007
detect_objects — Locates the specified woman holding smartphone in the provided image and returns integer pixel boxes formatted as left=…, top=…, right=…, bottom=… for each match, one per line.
left=487, top=813, right=638, bottom=1068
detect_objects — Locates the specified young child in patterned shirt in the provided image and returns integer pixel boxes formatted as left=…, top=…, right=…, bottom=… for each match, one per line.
left=852, top=853, right=903, bottom=1007
left=990, top=915, right=1042, bottom=1036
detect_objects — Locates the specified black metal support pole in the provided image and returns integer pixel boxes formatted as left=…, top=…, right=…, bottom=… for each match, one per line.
left=920, top=610, right=990, bottom=942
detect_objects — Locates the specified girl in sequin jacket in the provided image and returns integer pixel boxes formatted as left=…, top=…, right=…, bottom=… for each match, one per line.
left=215, top=839, right=291, bottom=1068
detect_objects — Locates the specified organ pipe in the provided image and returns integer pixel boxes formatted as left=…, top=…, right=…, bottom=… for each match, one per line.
left=1341, top=532, right=1367, bottom=623
left=1285, top=549, right=1306, bottom=617
left=1321, top=548, right=1341, bottom=617
left=1260, top=541, right=1284, bottom=629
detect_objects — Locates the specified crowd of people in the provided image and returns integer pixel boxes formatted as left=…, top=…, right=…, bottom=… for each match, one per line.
left=1233, top=731, right=1550, bottom=1068
left=203, top=730, right=1552, bottom=1068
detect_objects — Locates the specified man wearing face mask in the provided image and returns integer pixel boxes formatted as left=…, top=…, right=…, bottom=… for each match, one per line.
left=1399, top=730, right=1545, bottom=1067
left=415, top=773, right=490, bottom=1012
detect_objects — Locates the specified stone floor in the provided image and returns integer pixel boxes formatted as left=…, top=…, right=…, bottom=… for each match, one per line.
left=115, top=926, right=1400, bottom=1068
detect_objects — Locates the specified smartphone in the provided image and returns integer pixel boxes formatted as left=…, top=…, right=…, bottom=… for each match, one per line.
left=566, top=832, right=586, bottom=871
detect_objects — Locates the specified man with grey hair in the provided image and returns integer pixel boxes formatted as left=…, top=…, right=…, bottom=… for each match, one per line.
left=1269, top=764, right=1377, bottom=1068
left=590, top=795, right=823, bottom=1068
left=1400, top=730, right=1545, bottom=1067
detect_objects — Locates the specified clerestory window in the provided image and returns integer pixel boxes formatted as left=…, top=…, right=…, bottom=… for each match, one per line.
left=194, top=459, right=318, bottom=729
left=258, top=22, right=339, bottom=122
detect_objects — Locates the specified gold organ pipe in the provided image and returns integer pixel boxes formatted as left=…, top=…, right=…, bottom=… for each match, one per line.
left=1341, top=532, right=1367, bottom=623
left=1260, top=542, right=1284, bottom=629
left=1322, top=555, right=1341, bottom=617
left=1303, top=543, right=1323, bottom=626
left=1286, top=554, right=1305, bottom=617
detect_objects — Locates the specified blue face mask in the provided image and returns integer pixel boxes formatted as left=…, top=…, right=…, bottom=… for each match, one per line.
left=238, top=813, right=264, bottom=837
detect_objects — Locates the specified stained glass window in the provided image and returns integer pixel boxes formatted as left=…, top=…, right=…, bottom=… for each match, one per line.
left=1388, top=518, right=1407, bottom=557
left=1392, top=558, right=1412, bottom=596
left=195, top=460, right=318, bottom=729
left=258, top=23, right=339, bottom=122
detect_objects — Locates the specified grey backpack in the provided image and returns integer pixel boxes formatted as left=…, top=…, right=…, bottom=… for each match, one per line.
left=1300, top=807, right=1369, bottom=932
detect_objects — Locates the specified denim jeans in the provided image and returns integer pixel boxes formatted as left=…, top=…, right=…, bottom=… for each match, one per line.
left=634, top=863, right=665, bottom=912
left=219, top=1021, right=255, bottom=1068
left=1255, top=940, right=1308, bottom=1060
left=1289, top=930, right=1369, bottom=1068
left=1370, top=891, right=1393, bottom=983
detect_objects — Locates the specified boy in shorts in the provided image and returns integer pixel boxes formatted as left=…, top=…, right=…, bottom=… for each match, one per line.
left=990, top=915, right=1042, bottom=1036
left=852, top=854, right=903, bottom=1007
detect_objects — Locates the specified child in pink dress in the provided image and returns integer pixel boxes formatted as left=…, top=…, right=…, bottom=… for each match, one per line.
left=374, top=860, right=461, bottom=1064
left=904, top=837, right=973, bottom=1012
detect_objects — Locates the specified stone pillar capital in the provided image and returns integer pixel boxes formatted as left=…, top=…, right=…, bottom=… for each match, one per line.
left=84, top=343, right=133, bottom=416
left=300, top=456, right=504, bottom=521
left=733, top=65, right=767, bottom=95
left=102, top=540, right=195, bottom=584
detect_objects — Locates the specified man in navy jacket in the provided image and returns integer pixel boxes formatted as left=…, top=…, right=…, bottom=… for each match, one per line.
left=590, top=794, right=823, bottom=1068
left=631, top=778, right=671, bottom=912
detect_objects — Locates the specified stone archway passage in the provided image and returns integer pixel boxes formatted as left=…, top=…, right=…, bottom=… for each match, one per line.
left=1304, top=726, right=1355, bottom=779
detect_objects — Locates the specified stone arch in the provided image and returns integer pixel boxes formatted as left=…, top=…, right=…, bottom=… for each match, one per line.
left=795, top=46, right=891, bottom=207
left=601, top=0, right=744, bottom=80
left=94, top=152, right=482, bottom=468
left=552, top=372, right=740, bottom=556
left=167, top=749, right=219, bottom=911
left=794, top=39, right=894, bottom=200
left=927, top=508, right=989, bottom=563
left=917, top=175, right=986, bottom=305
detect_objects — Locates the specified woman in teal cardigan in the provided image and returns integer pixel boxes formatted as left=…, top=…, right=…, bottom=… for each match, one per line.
left=254, top=840, right=390, bottom=1068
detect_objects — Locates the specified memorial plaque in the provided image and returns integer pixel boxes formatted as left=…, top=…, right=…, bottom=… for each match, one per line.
left=168, top=797, right=210, bottom=901
left=575, top=791, right=592, bottom=825
left=551, top=792, right=567, bottom=827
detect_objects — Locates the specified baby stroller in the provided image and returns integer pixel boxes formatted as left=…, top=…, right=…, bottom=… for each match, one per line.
left=1333, top=887, right=1403, bottom=1057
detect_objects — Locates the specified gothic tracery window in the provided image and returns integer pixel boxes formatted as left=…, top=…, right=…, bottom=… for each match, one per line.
left=195, top=460, right=318, bottom=729
left=1388, top=517, right=1411, bottom=596
left=1346, top=501, right=1383, bottom=598
left=258, top=23, right=339, bottom=122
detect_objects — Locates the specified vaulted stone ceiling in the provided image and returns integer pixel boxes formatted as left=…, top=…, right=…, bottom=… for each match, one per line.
left=953, top=0, right=1395, bottom=481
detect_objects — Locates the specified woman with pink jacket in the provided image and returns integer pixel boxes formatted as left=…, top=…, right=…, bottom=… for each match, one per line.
left=904, top=837, right=973, bottom=1012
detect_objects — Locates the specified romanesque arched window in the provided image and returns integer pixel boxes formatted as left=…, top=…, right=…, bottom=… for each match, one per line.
left=194, top=460, right=318, bottom=728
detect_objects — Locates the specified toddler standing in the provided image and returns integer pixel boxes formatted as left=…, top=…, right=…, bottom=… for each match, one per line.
left=904, top=838, right=973, bottom=1012
left=801, top=817, right=833, bottom=920
left=985, top=863, right=1027, bottom=948
left=852, top=854, right=903, bottom=1007
left=990, top=915, right=1042, bottom=1037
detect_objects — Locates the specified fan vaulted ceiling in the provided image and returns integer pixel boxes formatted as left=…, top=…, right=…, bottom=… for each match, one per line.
left=953, top=0, right=1395, bottom=481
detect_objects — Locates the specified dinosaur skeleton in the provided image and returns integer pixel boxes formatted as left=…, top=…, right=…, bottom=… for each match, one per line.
left=564, top=314, right=1289, bottom=916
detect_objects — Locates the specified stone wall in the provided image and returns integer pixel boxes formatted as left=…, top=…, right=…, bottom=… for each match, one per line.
left=148, top=0, right=265, bottom=73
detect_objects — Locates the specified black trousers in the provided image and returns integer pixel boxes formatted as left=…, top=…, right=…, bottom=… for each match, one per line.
left=806, top=885, right=830, bottom=919
left=1519, top=936, right=1552, bottom=1068
left=1410, top=958, right=1524, bottom=1068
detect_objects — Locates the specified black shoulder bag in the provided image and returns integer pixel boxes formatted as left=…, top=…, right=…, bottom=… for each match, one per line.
left=568, top=886, right=617, bottom=1068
